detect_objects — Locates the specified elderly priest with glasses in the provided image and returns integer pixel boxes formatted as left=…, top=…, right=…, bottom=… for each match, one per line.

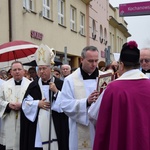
left=140, top=47, right=150, bottom=78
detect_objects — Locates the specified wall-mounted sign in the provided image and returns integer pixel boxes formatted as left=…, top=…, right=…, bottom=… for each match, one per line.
left=119, top=1, right=150, bottom=17
left=31, top=30, right=43, bottom=40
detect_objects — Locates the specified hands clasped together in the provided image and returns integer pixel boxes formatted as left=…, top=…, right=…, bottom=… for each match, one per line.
left=9, top=102, right=21, bottom=111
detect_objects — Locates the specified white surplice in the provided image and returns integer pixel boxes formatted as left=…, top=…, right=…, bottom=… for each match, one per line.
left=0, top=77, right=31, bottom=150
left=22, top=78, right=58, bottom=150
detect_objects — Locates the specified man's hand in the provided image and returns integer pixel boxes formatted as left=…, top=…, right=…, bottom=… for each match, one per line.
left=49, top=82, right=59, bottom=94
left=38, top=98, right=50, bottom=110
left=87, top=90, right=100, bottom=105
left=9, top=102, right=21, bottom=111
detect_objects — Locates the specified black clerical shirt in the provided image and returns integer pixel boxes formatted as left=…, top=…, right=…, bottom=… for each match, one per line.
left=80, top=64, right=99, bottom=80
left=15, top=80, right=22, bottom=85
left=142, top=69, right=150, bottom=74
left=42, top=80, right=51, bottom=85
left=80, top=64, right=99, bottom=107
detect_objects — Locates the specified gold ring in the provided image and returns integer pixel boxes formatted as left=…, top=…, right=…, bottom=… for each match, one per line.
left=44, top=105, right=46, bottom=107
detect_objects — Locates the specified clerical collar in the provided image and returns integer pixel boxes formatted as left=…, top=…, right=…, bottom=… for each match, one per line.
left=42, top=79, right=51, bottom=85
left=80, top=64, right=98, bottom=80
left=15, top=80, right=22, bottom=85
left=142, top=69, right=150, bottom=74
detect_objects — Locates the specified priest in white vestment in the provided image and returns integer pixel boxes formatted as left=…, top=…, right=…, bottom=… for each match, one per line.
left=56, top=46, right=105, bottom=150
left=0, top=61, right=31, bottom=150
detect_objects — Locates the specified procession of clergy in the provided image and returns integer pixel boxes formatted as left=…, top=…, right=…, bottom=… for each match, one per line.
left=0, top=41, right=150, bottom=150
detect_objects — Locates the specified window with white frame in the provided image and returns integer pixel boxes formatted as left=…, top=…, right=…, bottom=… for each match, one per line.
left=58, top=0, right=65, bottom=25
left=80, top=13, right=85, bottom=35
left=23, top=0, right=35, bottom=11
left=70, top=6, right=76, bottom=31
left=23, top=0, right=30, bottom=10
left=43, top=0, right=51, bottom=19
left=29, top=0, right=35, bottom=11
left=99, top=25, right=103, bottom=43
left=104, top=28, right=107, bottom=45
left=100, top=25, right=103, bottom=37
left=92, top=19, right=96, bottom=39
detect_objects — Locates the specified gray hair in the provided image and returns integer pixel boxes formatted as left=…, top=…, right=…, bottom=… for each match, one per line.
left=81, top=46, right=98, bottom=58
left=61, top=64, right=71, bottom=71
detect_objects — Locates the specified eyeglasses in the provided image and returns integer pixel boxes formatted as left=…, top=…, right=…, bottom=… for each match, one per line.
left=140, top=59, right=150, bottom=63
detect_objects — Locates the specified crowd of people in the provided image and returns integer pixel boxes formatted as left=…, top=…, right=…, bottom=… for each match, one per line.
left=0, top=42, right=149, bottom=150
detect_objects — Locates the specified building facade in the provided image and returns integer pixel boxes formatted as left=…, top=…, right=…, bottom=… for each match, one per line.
left=87, top=1, right=131, bottom=67
left=0, top=0, right=130, bottom=70
left=0, top=0, right=91, bottom=69
left=109, top=4, right=131, bottom=61
left=88, top=0, right=109, bottom=62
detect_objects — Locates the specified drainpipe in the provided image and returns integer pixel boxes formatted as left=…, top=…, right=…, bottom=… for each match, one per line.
left=8, top=0, right=12, bottom=41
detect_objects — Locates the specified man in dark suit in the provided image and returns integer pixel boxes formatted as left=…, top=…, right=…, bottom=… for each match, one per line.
left=20, top=44, right=69, bottom=150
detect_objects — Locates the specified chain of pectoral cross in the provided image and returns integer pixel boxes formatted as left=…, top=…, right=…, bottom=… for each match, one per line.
left=15, top=96, right=19, bottom=119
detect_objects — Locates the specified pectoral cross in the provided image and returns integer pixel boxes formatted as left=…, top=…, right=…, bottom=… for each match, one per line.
left=82, top=141, right=88, bottom=148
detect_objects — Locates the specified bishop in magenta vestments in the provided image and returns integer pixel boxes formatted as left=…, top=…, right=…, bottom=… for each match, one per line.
left=93, top=78, right=150, bottom=150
